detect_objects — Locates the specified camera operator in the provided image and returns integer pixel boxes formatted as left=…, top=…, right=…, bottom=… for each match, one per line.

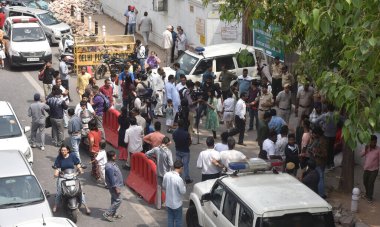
left=136, top=74, right=153, bottom=117
left=183, top=80, right=200, bottom=134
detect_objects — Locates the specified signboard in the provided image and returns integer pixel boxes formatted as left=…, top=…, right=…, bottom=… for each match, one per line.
left=253, top=20, right=284, bottom=61
left=200, top=35, right=206, bottom=45
left=221, top=26, right=238, bottom=40
left=196, top=17, right=205, bottom=36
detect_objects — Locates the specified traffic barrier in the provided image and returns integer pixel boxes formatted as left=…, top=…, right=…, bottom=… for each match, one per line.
left=102, top=108, right=120, bottom=148
left=125, top=152, right=165, bottom=204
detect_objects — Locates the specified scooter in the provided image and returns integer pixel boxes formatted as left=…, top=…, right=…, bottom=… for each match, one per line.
left=59, top=34, right=75, bottom=73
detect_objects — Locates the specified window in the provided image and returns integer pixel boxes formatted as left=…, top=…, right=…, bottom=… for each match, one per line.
left=222, top=191, right=238, bottom=224
left=259, top=212, right=335, bottom=227
left=177, top=52, right=199, bottom=75
left=37, top=12, right=60, bottom=26
left=153, top=0, right=168, bottom=11
left=237, top=52, right=256, bottom=68
left=210, top=183, right=224, bottom=209
left=238, top=204, right=253, bottom=227
left=9, top=11, right=23, bottom=17
left=193, top=59, right=211, bottom=75
left=216, top=56, right=235, bottom=71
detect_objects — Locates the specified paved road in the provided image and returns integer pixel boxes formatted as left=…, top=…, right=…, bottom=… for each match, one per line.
left=0, top=46, right=264, bottom=227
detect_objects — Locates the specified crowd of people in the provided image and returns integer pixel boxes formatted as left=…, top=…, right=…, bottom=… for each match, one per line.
left=25, top=28, right=379, bottom=225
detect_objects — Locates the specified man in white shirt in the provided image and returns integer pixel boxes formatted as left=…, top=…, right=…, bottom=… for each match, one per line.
left=263, top=130, right=278, bottom=160
left=74, top=93, right=95, bottom=117
left=230, top=92, right=248, bottom=146
left=162, top=25, right=173, bottom=66
left=152, top=68, right=165, bottom=117
left=125, top=6, right=138, bottom=35
left=220, top=137, right=247, bottom=173
left=124, top=117, right=143, bottom=168
left=163, top=160, right=186, bottom=227
left=138, top=11, right=152, bottom=45
left=222, top=92, right=235, bottom=131
left=135, top=39, right=146, bottom=74
left=176, top=27, right=187, bottom=57
left=176, top=74, right=187, bottom=92
left=197, top=137, right=223, bottom=181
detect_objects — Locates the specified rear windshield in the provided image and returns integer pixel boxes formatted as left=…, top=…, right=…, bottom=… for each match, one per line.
left=257, top=212, right=335, bottom=227
left=0, top=175, right=45, bottom=208
left=0, top=115, right=22, bottom=138
left=12, top=27, right=46, bottom=42
left=176, top=52, right=199, bottom=75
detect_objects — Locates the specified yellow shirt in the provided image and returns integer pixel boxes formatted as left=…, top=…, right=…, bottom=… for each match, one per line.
left=77, top=73, right=92, bottom=95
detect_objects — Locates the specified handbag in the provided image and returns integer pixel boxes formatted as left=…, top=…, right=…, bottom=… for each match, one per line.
left=45, top=116, right=52, bottom=128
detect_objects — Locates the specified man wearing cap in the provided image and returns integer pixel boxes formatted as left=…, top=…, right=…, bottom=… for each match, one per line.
left=28, top=93, right=50, bottom=151
left=256, top=84, right=273, bottom=120
left=295, top=81, right=314, bottom=125
left=276, top=83, right=292, bottom=124
left=125, top=6, right=138, bottom=35
left=271, top=56, right=283, bottom=97
left=162, top=25, right=173, bottom=66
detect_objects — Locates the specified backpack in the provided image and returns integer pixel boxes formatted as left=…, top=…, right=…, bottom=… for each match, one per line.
left=179, top=87, right=188, bottom=100
left=97, top=93, right=110, bottom=112
left=140, top=81, right=153, bottom=97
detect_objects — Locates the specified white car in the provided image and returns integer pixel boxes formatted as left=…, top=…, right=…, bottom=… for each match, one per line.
left=157, top=43, right=271, bottom=83
left=5, top=6, right=72, bottom=45
left=2, top=16, right=52, bottom=68
left=0, top=101, right=33, bottom=164
left=15, top=217, right=77, bottom=227
left=187, top=158, right=335, bottom=227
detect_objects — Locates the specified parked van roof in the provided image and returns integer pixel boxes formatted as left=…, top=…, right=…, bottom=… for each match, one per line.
left=191, top=43, right=256, bottom=59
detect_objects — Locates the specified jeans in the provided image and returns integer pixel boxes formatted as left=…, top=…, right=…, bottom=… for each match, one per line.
left=195, top=103, right=207, bottom=128
left=167, top=206, right=182, bottom=227
left=70, top=134, right=81, bottom=162
left=51, top=118, right=64, bottom=146
left=30, top=121, right=45, bottom=146
left=363, top=169, right=379, bottom=200
left=128, top=23, right=136, bottom=34
left=141, top=31, right=149, bottom=45
left=176, top=151, right=190, bottom=180
left=316, top=166, right=325, bottom=197
left=106, top=189, right=122, bottom=216
left=248, top=108, right=259, bottom=130
left=139, top=58, right=146, bottom=73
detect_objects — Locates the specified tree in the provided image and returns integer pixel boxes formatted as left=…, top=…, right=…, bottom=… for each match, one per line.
left=204, top=0, right=380, bottom=192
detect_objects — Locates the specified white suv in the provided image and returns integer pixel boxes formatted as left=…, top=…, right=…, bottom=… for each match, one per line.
left=186, top=159, right=335, bottom=227
left=0, top=101, right=33, bottom=164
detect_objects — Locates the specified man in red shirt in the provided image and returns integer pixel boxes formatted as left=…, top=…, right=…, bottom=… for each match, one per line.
left=99, top=78, right=114, bottom=107
left=0, top=10, right=5, bottom=29
left=144, top=121, right=165, bottom=148
left=361, top=134, right=380, bottom=203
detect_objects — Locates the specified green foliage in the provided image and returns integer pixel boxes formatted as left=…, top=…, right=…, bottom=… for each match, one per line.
left=235, top=48, right=254, bottom=67
left=203, top=0, right=380, bottom=148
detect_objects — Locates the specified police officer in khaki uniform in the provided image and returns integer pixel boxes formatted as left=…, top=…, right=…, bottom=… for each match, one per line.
left=281, top=65, right=295, bottom=88
left=271, top=56, right=283, bottom=97
left=276, top=83, right=292, bottom=124
left=295, top=81, right=314, bottom=125
left=257, top=84, right=273, bottom=119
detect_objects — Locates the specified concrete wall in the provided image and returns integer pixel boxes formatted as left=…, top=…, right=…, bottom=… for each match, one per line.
left=100, top=0, right=242, bottom=48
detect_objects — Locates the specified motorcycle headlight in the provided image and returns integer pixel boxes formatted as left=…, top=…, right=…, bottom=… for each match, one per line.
left=25, top=147, right=32, bottom=159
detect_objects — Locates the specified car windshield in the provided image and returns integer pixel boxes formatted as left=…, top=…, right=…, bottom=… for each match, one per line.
left=12, top=27, right=46, bottom=42
left=0, top=175, right=45, bottom=208
left=259, top=212, right=335, bottom=227
left=35, top=0, right=49, bottom=10
left=176, top=52, right=199, bottom=75
left=37, top=12, right=60, bottom=25
left=0, top=115, right=22, bottom=138
left=24, top=1, right=39, bottom=9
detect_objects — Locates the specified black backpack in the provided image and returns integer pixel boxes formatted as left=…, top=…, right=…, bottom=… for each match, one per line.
left=140, top=81, right=153, bottom=97
left=96, top=93, right=110, bottom=112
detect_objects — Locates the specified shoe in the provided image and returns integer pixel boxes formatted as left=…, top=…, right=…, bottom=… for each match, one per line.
left=113, top=213, right=124, bottom=219
left=31, top=144, right=37, bottom=148
left=81, top=164, right=87, bottom=169
left=103, top=212, right=114, bottom=222
left=185, top=179, right=193, bottom=184
left=85, top=207, right=91, bottom=215
left=40, top=146, right=45, bottom=151
left=238, top=142, right=247, bottom=146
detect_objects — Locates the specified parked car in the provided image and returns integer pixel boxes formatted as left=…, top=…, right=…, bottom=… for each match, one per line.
left=2, top=16, right=52, bottom=68
left=16, top=217, right=78, bottom=227
left=5, top=6, right=72, bottom=45
left=6, top=0, right=49, bottom=10
left=157, top=43, right=271, bottom=83
left=0, top=101, right=33, bottom=163
left=187, top=158, right=335, bottom=227
left=0, top=150, right=52, bottom=227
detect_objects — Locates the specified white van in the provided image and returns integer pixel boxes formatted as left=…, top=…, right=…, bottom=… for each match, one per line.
left=0, top=150, right=52, bottom=227
left=5, top=6, right=72, bottom=45
left=161, top=43, right=271, bottom=83
left=0, top=101, right=33, bottom=164
left=2, top=16, right=52, bottom=68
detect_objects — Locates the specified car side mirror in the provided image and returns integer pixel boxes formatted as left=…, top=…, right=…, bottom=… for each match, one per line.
left=201, top=193, right=212, bottom=206
left=24, top=126, right=31, bottom=133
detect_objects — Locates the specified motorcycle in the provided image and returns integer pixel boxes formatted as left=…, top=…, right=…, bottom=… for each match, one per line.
left=57, top=168, right=84, bottom=223
left=59, top=34, right=75, bottom=74
left=94, top=54, right=125, bottom=80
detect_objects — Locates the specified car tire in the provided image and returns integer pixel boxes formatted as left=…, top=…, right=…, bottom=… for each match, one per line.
left=186, top=205, right=201, bottom=227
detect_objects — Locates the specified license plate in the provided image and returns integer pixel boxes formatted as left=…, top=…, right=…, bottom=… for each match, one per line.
left=65, top=180, right=75, bottom=186
left=27, top=58, right=39, bottom=62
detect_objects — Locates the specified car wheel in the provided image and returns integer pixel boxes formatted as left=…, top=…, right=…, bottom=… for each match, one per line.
left=186, top=205, right=201, bottom=227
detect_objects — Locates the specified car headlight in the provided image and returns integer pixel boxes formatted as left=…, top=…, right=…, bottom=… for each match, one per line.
left=53, top=30, right=61, bottom=37
left=45, top=49, right=52, bottom=56
left=25, top=147, right=32, bottom=159
left=11, top=49, right=20, bottom=57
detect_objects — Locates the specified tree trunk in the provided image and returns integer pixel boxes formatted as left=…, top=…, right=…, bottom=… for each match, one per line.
left=338, top=143, right=355, bottom=193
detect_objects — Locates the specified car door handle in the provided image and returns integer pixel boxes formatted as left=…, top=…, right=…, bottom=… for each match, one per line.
left=213, top=211, right=218, bottom=217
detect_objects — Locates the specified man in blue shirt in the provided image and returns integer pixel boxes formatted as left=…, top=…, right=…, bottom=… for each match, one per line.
left=202, top=65, right=215, bottom=84
left=268, top=109, right=286, bottom=134
left=103, top=150, right=124, bottom=222
left=238, top=68, right=253, bottom=95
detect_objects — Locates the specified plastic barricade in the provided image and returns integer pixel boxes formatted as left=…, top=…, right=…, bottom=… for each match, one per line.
left=102, top=108, right=120, bottom=148
left=125, top=152, right=165, bottom=204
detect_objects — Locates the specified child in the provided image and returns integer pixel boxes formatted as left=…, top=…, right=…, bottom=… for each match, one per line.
left=93, top=140, right=108, bottom=187
left=165, top=99, right=174, bottom=133
left=284, top=133, right=300, bottom=176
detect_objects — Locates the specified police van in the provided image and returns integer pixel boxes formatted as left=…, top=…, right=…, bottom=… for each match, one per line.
left=187, top=158, right=335, bottom=227
left=2, top=16, right=52, bottom=68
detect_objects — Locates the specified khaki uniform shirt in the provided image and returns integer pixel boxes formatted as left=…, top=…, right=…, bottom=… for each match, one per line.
left=297, top=87, right=314, bottom=107
left=276, top=90, right=292, bottom=109
left=282, top=72, right=294, bottom=87
left=271, top=63, right=283, bottom=79
left=258, top=92, right=273, bottom=111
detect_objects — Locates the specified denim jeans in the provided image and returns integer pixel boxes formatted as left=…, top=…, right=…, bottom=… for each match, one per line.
left=70, top=134, right=81, bottom=163
left=167, top=206, right=182, bottom=227
left=139, top=58, right=146, bottom=73
left=128, top=23, right=136, bottom=34
left=106, top=189, right=122, bottom=216
left=176, top=151, right=190, bottom=180
left=248, top=108, right=259, bottom=130
left=316, top=166, right=325, bottom=197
